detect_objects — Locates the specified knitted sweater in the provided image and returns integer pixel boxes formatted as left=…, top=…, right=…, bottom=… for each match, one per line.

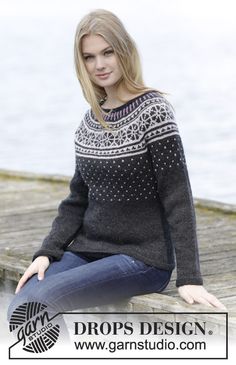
left=33, top=90, right=203, bottom=287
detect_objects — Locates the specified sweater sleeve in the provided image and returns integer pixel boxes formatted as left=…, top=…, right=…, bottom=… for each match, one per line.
left=144, top=98, right=203, bottom=287
left=32, top=158, right=89, bottom=262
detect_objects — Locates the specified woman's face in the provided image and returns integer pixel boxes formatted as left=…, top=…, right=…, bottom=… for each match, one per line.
left=81, top=34, right=122, bottom=88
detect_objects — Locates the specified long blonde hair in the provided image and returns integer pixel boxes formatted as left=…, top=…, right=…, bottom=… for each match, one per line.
left=74, top=9, right=169, bottom=129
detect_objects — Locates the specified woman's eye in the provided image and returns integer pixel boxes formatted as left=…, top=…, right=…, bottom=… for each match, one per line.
left=105, top=50, right=114, bottom=55
left=84, top=50, right=113, bottom=61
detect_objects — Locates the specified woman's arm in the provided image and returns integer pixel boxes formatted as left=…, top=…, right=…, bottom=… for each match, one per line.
left=145, top=97, right=202, bottom=286
left=145, top=97, right=226, bottom=309
left=32, top=156, right=88, bottom=262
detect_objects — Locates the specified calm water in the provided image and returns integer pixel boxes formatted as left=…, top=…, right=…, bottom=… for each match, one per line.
left=0, top=10, right=236, bottom=204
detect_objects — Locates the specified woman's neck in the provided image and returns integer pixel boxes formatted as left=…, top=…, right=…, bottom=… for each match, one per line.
left=103, top=90, right=146, bottom=109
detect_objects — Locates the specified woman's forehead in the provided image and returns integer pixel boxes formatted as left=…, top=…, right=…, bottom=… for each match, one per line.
left=82, top=34, right=110, bottom=53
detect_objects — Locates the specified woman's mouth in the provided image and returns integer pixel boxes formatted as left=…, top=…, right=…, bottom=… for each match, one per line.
left=96, top=72, right=111, bottom=79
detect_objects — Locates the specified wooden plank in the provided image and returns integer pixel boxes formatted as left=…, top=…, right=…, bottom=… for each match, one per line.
left=165, top=286, right=236, bottom=299
left=200, top=250, right=236, bottom=261
left=198, top=243, right=236, bottom=254
left=0, top=215, right=55, bottom=232
left=200, top=257, right=236, bottom=275
left=0, top=227, right=51, bottom=241
left=0, top=205, right=59, bottom=216
left=219, top=297, right=236, bottom=313
left=194, top=197, right=236, bottom=214
left=0, top=172, right=236, bottom=318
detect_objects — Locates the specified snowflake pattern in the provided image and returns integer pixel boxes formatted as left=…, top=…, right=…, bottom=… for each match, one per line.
left=75, top=92, right=179, bottom=159
left=73, top=92, right=187, bottom=203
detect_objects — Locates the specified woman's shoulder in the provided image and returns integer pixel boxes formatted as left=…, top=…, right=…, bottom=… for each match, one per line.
left=140, top=90, right=175, bottom=116
left=147, top=89, right=173, bottom=104
left=74, top=109, right=91, bottom=132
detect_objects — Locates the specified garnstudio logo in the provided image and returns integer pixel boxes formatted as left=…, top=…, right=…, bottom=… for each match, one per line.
left=9, top=302, right=60, bottom=353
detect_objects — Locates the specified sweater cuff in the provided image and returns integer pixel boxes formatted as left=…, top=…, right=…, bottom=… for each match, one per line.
left=176, top=276, right=203, bottom=287
left=32, top=249, right=62, bottom=263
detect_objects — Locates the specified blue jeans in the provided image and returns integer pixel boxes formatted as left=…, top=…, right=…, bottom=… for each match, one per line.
left=7, top=252, right=172, bottom=320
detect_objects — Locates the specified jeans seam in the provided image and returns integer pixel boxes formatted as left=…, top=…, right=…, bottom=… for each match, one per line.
left=38, top=266, right=162, bottom=306
left=119, top=254, right=153, bottom=273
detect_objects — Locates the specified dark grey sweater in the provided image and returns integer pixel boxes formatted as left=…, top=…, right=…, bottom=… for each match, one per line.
left=33, top=91, right=203, bottom=287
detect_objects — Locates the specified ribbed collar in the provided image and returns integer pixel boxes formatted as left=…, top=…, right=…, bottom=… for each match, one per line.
left=98, top=90, right=159, bottom=122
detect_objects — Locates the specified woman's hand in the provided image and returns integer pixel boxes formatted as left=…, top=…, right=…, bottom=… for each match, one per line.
left=15, top=256, right=50, bottom=294
left=178, top=285, right=227, bottom=310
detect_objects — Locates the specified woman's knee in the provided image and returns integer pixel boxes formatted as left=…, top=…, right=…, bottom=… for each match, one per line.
left=7, top=292, right=28, bottom=322
left=7, top=282, right=49, bottom=322
left=7, top=290, right=53, bottom=324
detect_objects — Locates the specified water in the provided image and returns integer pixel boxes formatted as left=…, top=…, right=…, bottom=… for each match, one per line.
left=0, top=3, right=235, bottom=204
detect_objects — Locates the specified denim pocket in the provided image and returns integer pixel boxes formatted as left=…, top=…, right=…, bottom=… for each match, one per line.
left=119, top=254, right=152, bottom=273
left=117, top=254, right=172, bottom=296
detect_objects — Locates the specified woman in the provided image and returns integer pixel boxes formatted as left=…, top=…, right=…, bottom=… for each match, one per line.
left=8, top=9, right=226, bottom=320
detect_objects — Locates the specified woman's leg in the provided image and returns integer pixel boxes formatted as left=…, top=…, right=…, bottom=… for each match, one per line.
left=7, top=252, right=89, bottom=321
left=7, top=253, right=172, bottom=345
left=25, top=253, right=172, bottom=313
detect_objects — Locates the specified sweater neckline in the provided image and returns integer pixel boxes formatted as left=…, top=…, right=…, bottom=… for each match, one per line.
left=98, top=90, right=159, bottom=122
left=101, top=90, right=158, bottom=112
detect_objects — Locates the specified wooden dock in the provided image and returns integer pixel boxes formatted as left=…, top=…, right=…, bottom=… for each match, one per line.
left=0, top=168, right=235, bottom=339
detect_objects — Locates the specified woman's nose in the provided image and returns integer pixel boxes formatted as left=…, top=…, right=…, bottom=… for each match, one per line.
left=95, top=56, right=106, bottom=69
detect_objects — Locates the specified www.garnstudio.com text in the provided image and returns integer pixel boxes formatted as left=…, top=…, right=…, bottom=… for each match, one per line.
left=73, top=320, right=208, bottom=353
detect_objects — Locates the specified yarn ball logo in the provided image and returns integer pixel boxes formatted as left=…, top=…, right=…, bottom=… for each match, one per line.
left=9, top=302, right=60, bottom=353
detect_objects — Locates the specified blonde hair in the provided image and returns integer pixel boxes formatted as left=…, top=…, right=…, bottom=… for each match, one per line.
left=74, top=9, right=169, bottom=130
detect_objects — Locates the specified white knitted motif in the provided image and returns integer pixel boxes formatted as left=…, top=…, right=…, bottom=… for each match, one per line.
left=74, top=93, right=179, bottom=160
left=73, top=92, right=185, bottom=203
